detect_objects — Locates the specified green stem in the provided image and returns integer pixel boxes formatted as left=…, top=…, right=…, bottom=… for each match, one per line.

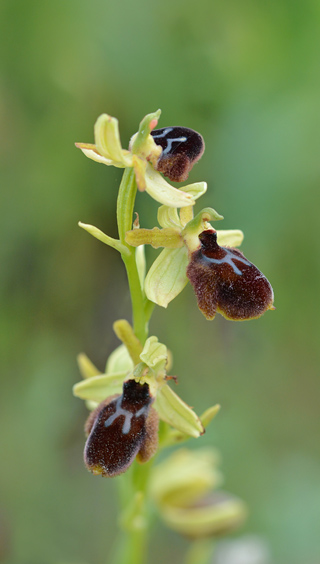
left=184, top=540, right=215, bottom=564
left=117, top=167, right=152, bottom=344
left=112, top=168, right=156, bottom=563
left=111, top=528, right=148, bottom=564
left=117, top=168, right=138, bottom=245
left=111, top=460, right=154, bottom=564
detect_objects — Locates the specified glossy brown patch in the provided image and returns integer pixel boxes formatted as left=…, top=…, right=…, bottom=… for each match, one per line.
left=186, top=230, right=274, bottom=321
left=151, top=126, right=205, bottom=182
left=84, top=380, right=157, bottom=477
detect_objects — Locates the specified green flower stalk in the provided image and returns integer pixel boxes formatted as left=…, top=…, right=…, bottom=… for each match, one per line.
left=74, top=109, right=274, bottom=564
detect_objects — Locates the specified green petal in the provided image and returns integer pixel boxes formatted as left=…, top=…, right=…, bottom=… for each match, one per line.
left=125, top=227, right=182, bottom=249
left=145, top=247, right=189, bottom=308
left=113, top=319, right=143, bottom=365
left=144, top=163, right=195, bottom=208
left=155, top=384, right=204, bottom=437
left=216, top=229, right=244, bottom=248
left=73, top=372, right=127, bottom=403
left=77, top=353, right=101, bottom=379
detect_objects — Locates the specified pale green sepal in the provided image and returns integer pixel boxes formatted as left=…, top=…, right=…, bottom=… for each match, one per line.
left=145, top=247, right=189, bottom=308
left=216, top=229, right=244, bottom=248
left=113, top=319, right=143, bottom=365
left=150, top=448, right=221, bottom=507
left=181, top=182, right=207, bottom=200
left=77, top=353, right=101, bottom=379
left=157, top=206, right=182, bottom=229
left=155, top=384, right=204, bottom=438
left=159, top=404, right=220, bottom=448
left=144, top=163, right=195, bottom=208
left=78, top=222, right=130, bottom=256
left=75, top=143, right=117, bottom=166
left=135, top=246, right=146, bottom=290
left=125, top=227, right=182, bottom=249
left=94, top=114, right=132, bottom=166
left=140, top=336, right=167, bottom=369
left=105, top=344, right=134, bottom=374
left=73, top=372, right=127, bottom=403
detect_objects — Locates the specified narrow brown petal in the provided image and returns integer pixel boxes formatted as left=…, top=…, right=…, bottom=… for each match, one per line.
left=84, top=380, right=155, bottom=477
left=151, top=127, right=205, bottom=182
left=187, top=230, right=274, bottom=321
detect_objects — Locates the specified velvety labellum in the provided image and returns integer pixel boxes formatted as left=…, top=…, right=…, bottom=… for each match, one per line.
left=186, top=230, right=274, bottom=321
left=151, top=126, right=205, bottom=182
left=84, top=380, right=155, bottom=477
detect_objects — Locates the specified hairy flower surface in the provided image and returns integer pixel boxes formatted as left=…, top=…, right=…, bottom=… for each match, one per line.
left=151, top=126, right=205, bottom=182
left=84, top=380, right=158, bottom=477
left=187, top=230, right=274, bottom=321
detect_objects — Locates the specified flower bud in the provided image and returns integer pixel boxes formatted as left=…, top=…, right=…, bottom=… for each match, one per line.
left=84, top=380, right=158, bottom=477
left=187, top=230, right=274, bottom=321
left=151, top=127, right=205, bottom=182
left=160, top=492, right=247, bottom=539
left=150, top=449, right=247, bottom=539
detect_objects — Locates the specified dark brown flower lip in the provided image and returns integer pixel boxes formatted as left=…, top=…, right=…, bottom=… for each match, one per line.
left=151, top=126, right=205, bottom=182
left=186, top=230, right=274, bottom=321
left=198, top=230, right=252, bottom=276
left=84, top=380, right=156, bottom=477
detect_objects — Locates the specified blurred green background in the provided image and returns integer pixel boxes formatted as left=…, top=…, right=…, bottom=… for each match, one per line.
left=1, top=0, right=320, bottom=563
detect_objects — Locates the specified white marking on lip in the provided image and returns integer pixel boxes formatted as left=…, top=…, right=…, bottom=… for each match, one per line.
left=203, top=248, right=251, bottom=276
left=152, top=128, right=187, bottom=155
left=104, top=397, right=148, bottom=435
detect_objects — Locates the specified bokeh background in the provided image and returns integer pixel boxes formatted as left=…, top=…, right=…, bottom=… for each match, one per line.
left=1, top=0, right=320, bottom=563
